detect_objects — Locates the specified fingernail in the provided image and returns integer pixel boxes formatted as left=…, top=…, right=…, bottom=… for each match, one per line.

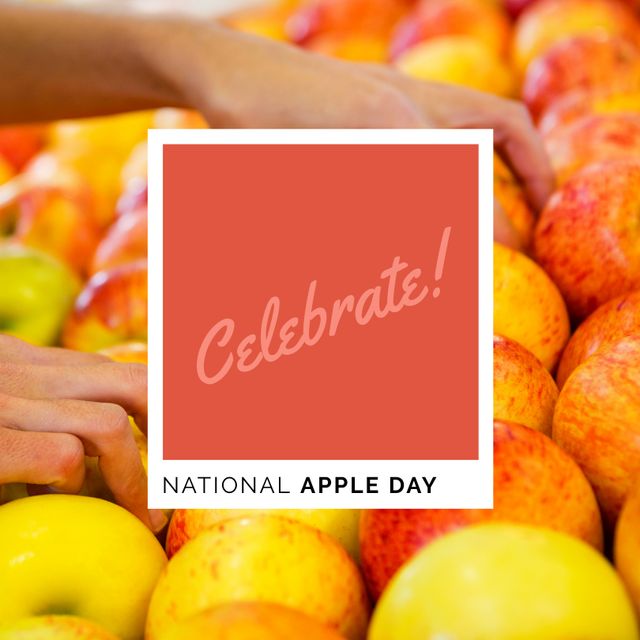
left=150, top=509, right=168, bottom=533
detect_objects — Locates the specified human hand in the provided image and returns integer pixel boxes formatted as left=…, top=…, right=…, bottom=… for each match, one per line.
left=0, top=334, right=164, bottom=531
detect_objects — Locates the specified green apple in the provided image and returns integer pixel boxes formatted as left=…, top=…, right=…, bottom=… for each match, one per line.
left=0, top=243, right=79, bottom=345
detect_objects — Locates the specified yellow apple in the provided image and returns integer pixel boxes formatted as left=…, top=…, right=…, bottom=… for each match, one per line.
left=158, top=603, right=346, bottom=640
left=0, top=616, right=117, bottom=640
left=494, top=242, right=570, bottom=371
left=369, top=523, right=638, bottom=640
left=0, top=495, right=167, bottom=639
left=395, top=36, right=515, bottom=96
left=146, top=515, right=369, bottom=640
left=166, top=508, right=360, bottom=561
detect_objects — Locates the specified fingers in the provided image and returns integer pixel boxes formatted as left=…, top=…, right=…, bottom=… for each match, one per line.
left=0, top=393, right=156, bottom=528
left=493, top=101, right=555, bottom=213
left=0, top=333, right=109, bottom=366
left=0, top=360, right=148, bottom=433
left=494, top=200, right=524, bottom=251
left=0, top=427, right=85, bottom=493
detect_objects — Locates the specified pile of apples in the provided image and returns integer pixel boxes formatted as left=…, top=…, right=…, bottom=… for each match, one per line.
left=2, top=0, right=640, bottom=638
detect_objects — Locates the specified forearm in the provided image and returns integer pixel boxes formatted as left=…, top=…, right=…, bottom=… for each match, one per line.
left=0, top=3, right=196, bottom=124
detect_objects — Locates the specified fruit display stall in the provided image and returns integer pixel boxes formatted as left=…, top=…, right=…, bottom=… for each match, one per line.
left=1, top=0, right=640, bottom=638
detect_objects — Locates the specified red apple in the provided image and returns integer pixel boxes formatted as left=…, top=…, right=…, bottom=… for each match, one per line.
left=538, top=88, right=640, bottom=135
left=90, top=207, right=147, bottom=275
left=360, top=420, right=603, bottom=599
left=544, top=113, right=640, bottom=184
left=389, top=0, right=511, bottom=60
left=0, top=124, right=47, bottom=172
left=553, top=334, right=640, bottom=530
left=504, top=0, right=537, bottom=18
left=512, top=0, right=640, bottom=74
left=62, top=259, right=147, bottom=352
left=14, top=185, right=100, bottom=275
left=494, top=335, right=558, bottom=434
left=493, top=153, right=535, bottom=250
left=522, top=34, right=640, bottom=122
left=557, top=289, right=640, bottom=388
left=286, top=0, right=411, bottom=44
left=615, top=474, right=640, bottom=618
left=534, top=159, right=640, bottom=319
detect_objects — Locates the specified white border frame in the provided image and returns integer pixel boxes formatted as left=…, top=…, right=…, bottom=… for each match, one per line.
left=147, top=129, right=493, bottom=509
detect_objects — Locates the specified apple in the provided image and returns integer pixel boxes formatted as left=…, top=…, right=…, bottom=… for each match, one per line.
left=0, top=156, right=14, bottom=187
left=522, top=34, right=640, bottom=122
left=512, top=0, right=640, bottom=74
left=166, top=508, right=360, bottom=560
left=360, top=420, right=602, bottom=599
left=0, top=124, right=47, bottom=172
left=493, top=335, right=558, bottom=434
left=368, top=523, right=638, bottom=640
left=389, top=0, right=511, bottom=60
left=222, top=5, right=291, bottom=41
left=394, top=36, right=515, bottom=96
left=494, top=242, right=570, bottom=370
left=544, top=113, right=640, bottom=184
left=62, top=259, right=147, bottom=352
left=615, top=475, right=640, bottom=618
left=493, top=153, right=535, bottom=251
left=14, top=186, right=100, bottom=275
left=504, top=0, right=537, bottom=18
left=553, top=334, right=640, bottom=530
left=0, top=495, right=167, bottom=640
left=0, top=243, right=79, bottom=346
left=534, top=158, right=640, bottom=319
left=557, top=289, right=640, bottom=388
left=285, top=0, right=410, bottom=44
left=153, top=109, right=207, bottom=130
left=146, top=515, right=370, bottom=640
left=90, top=207, right=147, bottom=275
left=99, top=341, right=148, bottom=364
left=159, top=603, right=346, bottom=640
left=305, top=34, right=388, bottom=62
left=539, top=88, right=640, bottom=135
left=0, top=615, right=118, bottom=640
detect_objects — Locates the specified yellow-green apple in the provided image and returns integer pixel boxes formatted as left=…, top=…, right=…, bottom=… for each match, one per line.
left=158, top=603, right=346, bottom=640
left=395, top=36, right=515, bottom=96
left=285, top=0, right=409, bottom=44
left=534, top=159, right=640, bottom=319
left=368, top=523, right=638, bottom=640
left=523, top=34, right=640, bottom=122
left=360, top=420, right=602, bottom=599
left=544, top=113, right=640, bottom=184
left=146, top=515, right=370, bottom=640
left=0, top=124, right=47, bottom=172
left=615, top=475, right=640, bottom=618
left=557, top=289, right=640, bottom=388
left=494, top=242, right=570, bottom=370
left=388, top=0, right=511, bottom=60
left=0, top=244, right=79, bottom=345
left=0, top=616, right=118, bottom=640
left=554, top=335, right=640, bottom=530
left=539, top=88, right=640, bottom=135
left=166, top=508, right=360, bottom=560
left=493, top=335, right=558, bottom=434
left=493, top=153, right=535, bottom=251
left=62, top=259, right=147, bottom=351
left=90, top=207, right=147, bottom=275
left=14, top=186, right=100, bottom=275
left=512, top=0, right=640, bottom=74
left=0, top=495, right=167, bottom=640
